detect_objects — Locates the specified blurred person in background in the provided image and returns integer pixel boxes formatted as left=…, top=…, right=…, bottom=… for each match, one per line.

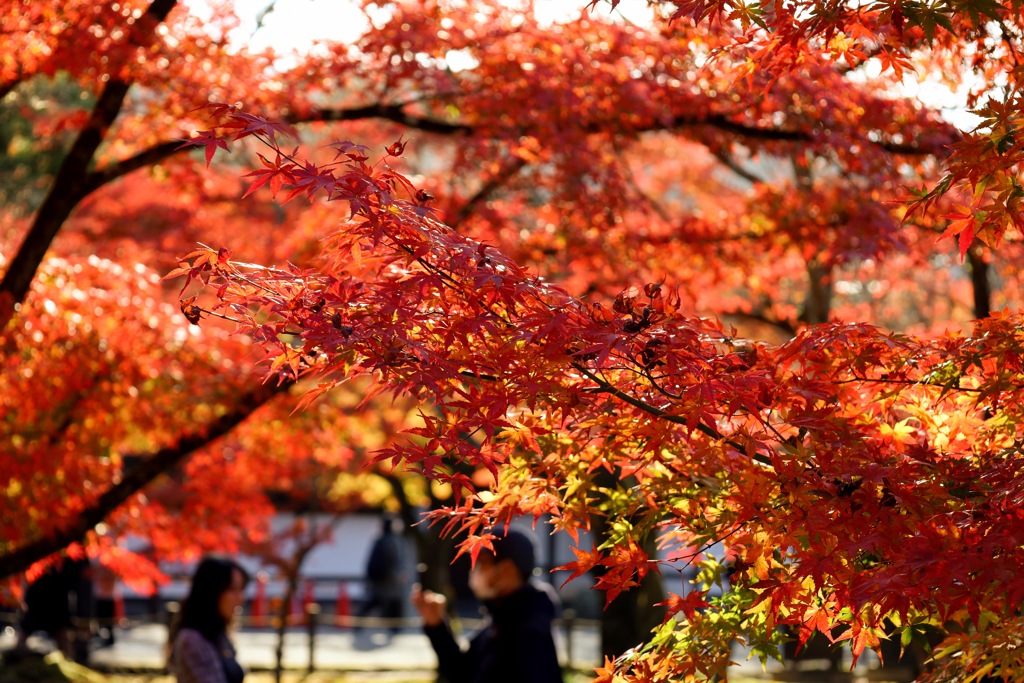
left=411, top=528, right=563, bottom=683
left=14, top=556, right=90, bottom=662
left=168, top=556, right=249, bottom=683
left=357, top=514, right=406, bottom=637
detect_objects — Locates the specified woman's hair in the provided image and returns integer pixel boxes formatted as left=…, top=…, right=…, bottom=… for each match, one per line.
left=169, top=555, right=250, bottom=647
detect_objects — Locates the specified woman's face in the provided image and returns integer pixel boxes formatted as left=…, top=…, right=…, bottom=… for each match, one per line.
left=218, top=568, right=246, bottom=624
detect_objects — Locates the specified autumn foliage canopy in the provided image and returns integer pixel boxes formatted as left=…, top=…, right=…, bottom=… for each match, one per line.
left=4, top=0, right=1024, bottom=681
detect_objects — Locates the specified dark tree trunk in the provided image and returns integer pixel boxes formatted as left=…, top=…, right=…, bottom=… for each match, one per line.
left=592, top=517, right=666, bottom=658
left=274, top=570, right=299, bottom=683
left=967, top=245, right=992, bottom=319
left=590, top=471, right=666, bottom=659
left=800, top=257, right=833, bottom=326
left=384, top=470, right=454, bottom=594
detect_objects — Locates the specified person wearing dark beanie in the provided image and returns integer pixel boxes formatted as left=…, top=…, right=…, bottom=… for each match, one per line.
left=411, top=528, right=563, bottom=683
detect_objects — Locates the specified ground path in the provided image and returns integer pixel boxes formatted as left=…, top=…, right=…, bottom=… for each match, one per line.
left=1, top=621, right=787, bottom=678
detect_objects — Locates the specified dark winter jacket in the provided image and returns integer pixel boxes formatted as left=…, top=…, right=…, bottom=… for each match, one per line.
left=424, top=581, right=563, bottom=683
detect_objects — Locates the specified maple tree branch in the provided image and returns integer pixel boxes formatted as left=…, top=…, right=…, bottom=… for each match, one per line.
left=85, top=96, right=941, bottom=209
left=0, top=78, right=134, bottom=325
left=219, top=267, right=287, bottom=301
left=296, top=104, right=472, bottom=135
left=711, top=148, right=767, bottom=185
left=663, top=524, right=745, bottom=572
left=76, top=104, right=471, bottom=202
left=23, top=103, right=940, bottom=329
left=0, top=377, right=292, bottom=580
left=573, top=363, right=773, bottom=467
left=619, top=150, right=674, bottom=222
left=710, top=114, right=948, bottom=156
left=450, top=156, right=528, bottom=228
left=997, top=19, right=1022, bottom=69
left=643, top=372, right=684, bottom=401
left=459, top=369, right=500, bottom=382
left=0, top=0, right=179, bottom=330
left=379, top=222, right=519, bottom=330
left=313, top=104, right=948, bottom=156
left=719, top=308, right=798, bottom=337
left=82, top=139, right=183, bottom=195
left=837, top=374, right=990, bottom=394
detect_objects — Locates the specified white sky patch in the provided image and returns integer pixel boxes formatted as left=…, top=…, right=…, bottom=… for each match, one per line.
left=182, top=0, right=372, bottom=51
left=444, top=48, right=478, bottom=72
left=853, top=55, right=983, bottom=133
left=904, top=77, right=984, bottom=132
left=242, top=0, right=371, bottom=49
left=535, top=0, right=653, bottom=25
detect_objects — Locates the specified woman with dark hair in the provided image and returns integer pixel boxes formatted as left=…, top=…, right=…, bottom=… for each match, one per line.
left=169, top=556, right=249, bottom=683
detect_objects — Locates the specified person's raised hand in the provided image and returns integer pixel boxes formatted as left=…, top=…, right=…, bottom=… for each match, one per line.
left=410, top=584, right=447, bottom=627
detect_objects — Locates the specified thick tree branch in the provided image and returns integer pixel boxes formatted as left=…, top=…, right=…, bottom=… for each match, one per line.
left=0, top=378, right=292, bottom=580
left=0, top=77, right=134, bottom=325
left=719, top=308, right=798, bottom=337
left=82, top=140, right=183, bottom=195
left=87, top=103, right=941, bottom=204
left=661, top=113, right=953, bottom=157
left=0, top=0, right=179, bottom=330
left=297, top=104, right=472, bottom=135
left=77, top=106, right=470, bottom=195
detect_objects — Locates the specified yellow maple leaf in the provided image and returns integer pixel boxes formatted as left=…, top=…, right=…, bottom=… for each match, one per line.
left=879, top=418, right=916, bottom=445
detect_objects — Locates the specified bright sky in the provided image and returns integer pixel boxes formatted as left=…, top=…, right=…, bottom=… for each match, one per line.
left=229, top=0, right=372, bottom=49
